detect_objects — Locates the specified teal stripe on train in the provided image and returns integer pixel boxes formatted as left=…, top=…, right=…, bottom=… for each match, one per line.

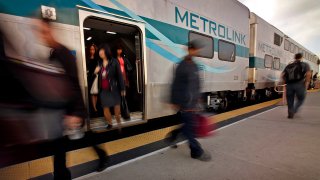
left=0, top=0, right=87, bottom=25
left=0, top=0, right=248, bottom=58
left=250, top=57, right=285, bottom=71
left=141, top=16, right=249, bottom=58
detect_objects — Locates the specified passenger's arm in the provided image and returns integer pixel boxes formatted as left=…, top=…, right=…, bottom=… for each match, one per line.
left=305, top=70, right=312, bottom=89
left=281, top=72, right=286, bottom=84
left=94, top=66, right=101, bottom=74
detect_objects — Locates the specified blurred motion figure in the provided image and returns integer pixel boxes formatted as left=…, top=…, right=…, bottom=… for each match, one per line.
left=170, top=41, right=211, bottom=162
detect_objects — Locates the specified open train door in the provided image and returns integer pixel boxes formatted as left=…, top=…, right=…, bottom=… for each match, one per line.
left=78, top=8, right=146, bottom=130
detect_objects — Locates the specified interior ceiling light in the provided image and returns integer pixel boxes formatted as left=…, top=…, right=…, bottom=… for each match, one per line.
left=106, top=31, right=117, bottom=34
left=87, top=37, right=92, bottom=41
left=84, top=27, right=91, bottom=30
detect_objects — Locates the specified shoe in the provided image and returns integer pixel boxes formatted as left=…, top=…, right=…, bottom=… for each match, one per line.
left=170, top=144, right=178, bottom=149
left=192, top=151, right=212, bottom=162
left=287, top=112, right=294, bottom=119
left=106, top=124, right=113, bottom=129
left=96, top=157, right=109, bottom=172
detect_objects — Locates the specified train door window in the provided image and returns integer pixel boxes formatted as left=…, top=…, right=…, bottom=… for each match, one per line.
left=189, top=31, right=214, bottom=59
left=83, top=17, right=144, bottom=127
left=274, top=33, right=282, bottom=46
left=218, top=40, right=236, bottom=62
left=284, top=39, right=290, bottom=51
left=290, top=43, right=295, bottom=53
left=273, top=57, right=280, bottom=70
left=264, top=54, right=273, bottom=68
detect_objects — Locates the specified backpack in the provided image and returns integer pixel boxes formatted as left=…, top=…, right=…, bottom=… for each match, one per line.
left=284, top=61, right=305, bottom=83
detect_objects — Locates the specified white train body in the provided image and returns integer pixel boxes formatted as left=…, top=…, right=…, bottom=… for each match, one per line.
left=0, top=0, right=318, bottom=124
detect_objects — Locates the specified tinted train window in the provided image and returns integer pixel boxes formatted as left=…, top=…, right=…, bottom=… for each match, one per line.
left=189, top=31, right=213, bottom=59
left=284, top=39, right=290, bottom=51
left=218, top=40, right=236, bottom=62
left=290, top=43, right=295, bottom=53
left=274, top=33, right=282, bottom=46
left=264, top=54, right=273, bottom=68
left=273, top=57, right=280, bottom=70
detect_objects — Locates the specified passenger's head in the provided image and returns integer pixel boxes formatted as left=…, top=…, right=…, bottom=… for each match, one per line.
left=34, top=18, right=57, bottom=48
left=188, top=40, right=202, bottom=56
left=295, top=53, right=303, bottom=61
left=89, top=44, right=97, bottom=57
left=99, top=44, right=112, bottom=60
left=116, top=45, right=123, bottom=56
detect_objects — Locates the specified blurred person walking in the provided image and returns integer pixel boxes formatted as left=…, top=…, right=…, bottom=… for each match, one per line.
left=170, top=41, right=211, bottom=162
left=35, top=19, right=108, bottom=179
left=282, top=53, right=311, bottom=119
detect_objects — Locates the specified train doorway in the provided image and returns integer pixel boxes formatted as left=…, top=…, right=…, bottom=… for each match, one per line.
left=79, top=11, right=145, bottom=130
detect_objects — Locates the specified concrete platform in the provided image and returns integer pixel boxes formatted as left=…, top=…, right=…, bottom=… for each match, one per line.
left=79, top=92, right=320, bottom=180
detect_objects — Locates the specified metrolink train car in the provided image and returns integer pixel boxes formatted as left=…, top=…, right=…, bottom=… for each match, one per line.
left=249, top=12, right=319, bottom=100
left=0, top=0, right=250, bottom=128
left=0, top=0, right=318, bottom=130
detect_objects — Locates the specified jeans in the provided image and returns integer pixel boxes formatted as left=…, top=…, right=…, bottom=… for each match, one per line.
left=286, top=82, right=306, bottom=115
left=180, top=111, right=204, bottom=158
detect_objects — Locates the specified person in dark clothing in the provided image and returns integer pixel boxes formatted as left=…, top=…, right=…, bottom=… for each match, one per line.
left=95, top=44, right=125, bottom=130
left=169, top=41, right=211, bottom=162
left=115, top=45, right=132, bottom=87
left=35, top=19, right=108, bottom=179
left=282, top=53, right=311, bottom=119
left=86, top=44, right=100, bottom=113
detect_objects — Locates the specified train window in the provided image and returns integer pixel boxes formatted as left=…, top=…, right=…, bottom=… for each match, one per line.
left=274, top=33, right=282, bottom=46
left=273, top=57, right=280, bottom=70
left=189, top=31, right=214, bottom=59
left=290, top=43, right=295, bottom=53
left=264, top=54, right=273, bottom=68
left=218, top=40, right=236, bottom=62
left=284, top=39, right=290, bottom=51
left=303, top=50, right=306, bottom=58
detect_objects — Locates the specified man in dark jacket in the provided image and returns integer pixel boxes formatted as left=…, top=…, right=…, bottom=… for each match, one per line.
left=170, top=41, right=211, bottom=162
left=35, top=19, right=108, bottom=179
left=282, top=53, right=311, bottom=119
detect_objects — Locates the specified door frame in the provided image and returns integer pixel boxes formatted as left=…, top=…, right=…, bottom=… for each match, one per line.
left=78, top=8, right=147, bottom=125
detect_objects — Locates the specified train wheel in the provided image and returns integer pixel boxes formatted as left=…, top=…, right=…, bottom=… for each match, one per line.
left=219, top=97, right=228, bottom=112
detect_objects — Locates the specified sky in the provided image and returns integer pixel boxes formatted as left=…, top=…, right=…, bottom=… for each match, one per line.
left=238, top=0, right=320, bottom=58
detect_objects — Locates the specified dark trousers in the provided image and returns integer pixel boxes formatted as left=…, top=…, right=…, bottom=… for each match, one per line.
left=286, top=82, right=306, bottom=114
left=53, top=132, right=107, bottom=180
left=180, top=111, right=204, bottom=158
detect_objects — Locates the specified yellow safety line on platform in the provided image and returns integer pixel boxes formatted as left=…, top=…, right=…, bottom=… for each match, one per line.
left=0, top=98, right=289, bottom=180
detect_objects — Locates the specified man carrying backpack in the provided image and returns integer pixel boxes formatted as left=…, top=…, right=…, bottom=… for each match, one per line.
left=282, top=53, right=311, bottom=119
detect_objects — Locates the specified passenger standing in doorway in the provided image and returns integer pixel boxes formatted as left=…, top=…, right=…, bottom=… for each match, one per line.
left=86, top=44, right=100, bottom=113
left=282, top=53, right=311, bottom=119
left=95, top=44, right=125, bottom=130
left=35, top=19, right=108, bottom=179
left=170, top=41, right=211, bottom=161
left=116, top=45, right=132, bottom=87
